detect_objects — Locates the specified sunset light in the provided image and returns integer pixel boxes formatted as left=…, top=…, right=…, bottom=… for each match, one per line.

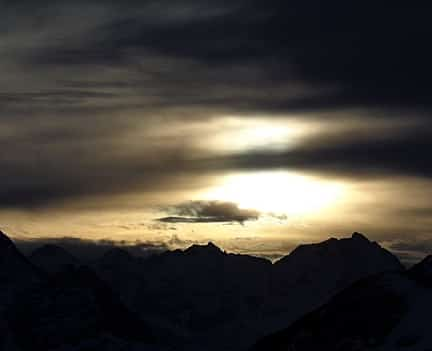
left=202, top=171, right=345, bottom=215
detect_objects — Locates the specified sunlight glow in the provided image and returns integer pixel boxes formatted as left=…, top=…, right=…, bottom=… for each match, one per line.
left=225, top=122, right=295, bottom=151
left=202, top=171, right=345, bottom=216
left=207, top=117, right=316, bottom=152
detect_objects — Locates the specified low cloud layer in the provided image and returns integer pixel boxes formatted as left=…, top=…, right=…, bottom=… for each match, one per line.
left=15, top=236, right=168, bottom=262
left=158, top=201, right=260, bottom=224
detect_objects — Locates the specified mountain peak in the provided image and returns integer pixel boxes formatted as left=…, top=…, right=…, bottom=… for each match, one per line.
left=408, top=255, right=432, bottom=286
left=274, top=232, right=403, bottom=286
left=282, top=233, right=374, bottom=263
left=0, top=230, right=41, bottom=289
left=0, top=230, right=14, bottom=248
left=184, top=242, right=224, bottom=256
left=206, top=241, right=219, bottom=250
left=422, top=255, right=432, bottom=265
left=351, top=232, right=369, bottom=241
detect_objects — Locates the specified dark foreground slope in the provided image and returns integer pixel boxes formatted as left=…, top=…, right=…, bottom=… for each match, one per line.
left=251, top=257, right=432, bottom=351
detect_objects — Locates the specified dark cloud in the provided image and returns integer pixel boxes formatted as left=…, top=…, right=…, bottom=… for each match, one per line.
left=0, top=117, right=208, bottom=208
left=203, top=125, right=432, bottom=179
left=158, top=201, right=260, bottom=224
left=1, top=113, right=431, bottom=209
left=2, top=1, right=432, bottom=112
left=1, top=0, right=432, bottom=210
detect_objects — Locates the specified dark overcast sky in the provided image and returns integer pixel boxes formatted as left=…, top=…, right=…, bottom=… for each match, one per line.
left=1, top=1, right=432, bottom=256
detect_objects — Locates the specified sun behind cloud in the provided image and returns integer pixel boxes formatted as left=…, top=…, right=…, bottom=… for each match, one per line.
left=201, top=171, right=345, bottom=216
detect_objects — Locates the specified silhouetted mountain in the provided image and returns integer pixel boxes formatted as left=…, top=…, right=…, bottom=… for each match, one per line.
left=88, top=234, right=403, bottom=350
left=132, top=242, right=272, bottom=335
left=270, top=232, right=403, bottom=307
left=0, top=230, right=40, bottom=278
left=6, top=266, right=157, bottom=351
left=91, top=248, right=145, bottom=306
left=29, top=244, right=79, bottom=274
left=0, top=231, right=41, bottom=306
left=408, top=255, right=432, bottom=287
left=0, top=231, right=164, bottom=351
left=0, top=231, right=41, bottom=351
left=183, top=242, right=224, bottom=256
left=0, top=230, right=422, bottom=351
left=92, top=242, right=270, bottom=348
left=251, top=272, right=405, bottom=351
left=251, top=240, right=432, bottom=351
left=240, top=233, right=402, bottom=348
left=251, top=265, right=432, bottom=351
left=273, top=232, right=403, bottom=294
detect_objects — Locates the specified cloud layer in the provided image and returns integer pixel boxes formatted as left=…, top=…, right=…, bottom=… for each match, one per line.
left=0, top=0, right=432, bottom=211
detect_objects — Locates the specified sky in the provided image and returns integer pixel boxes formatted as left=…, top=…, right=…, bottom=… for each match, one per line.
left=1, top=1, right=432, bottom=261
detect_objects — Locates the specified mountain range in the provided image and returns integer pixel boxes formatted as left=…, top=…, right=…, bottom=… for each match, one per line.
left=0, top=229, right=430, bottom=350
